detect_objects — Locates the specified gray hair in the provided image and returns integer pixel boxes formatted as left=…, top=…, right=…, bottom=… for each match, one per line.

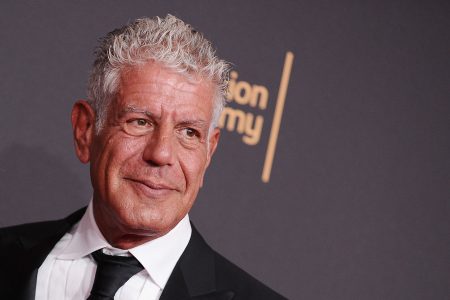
left=87, top=15, right=231, bottom=132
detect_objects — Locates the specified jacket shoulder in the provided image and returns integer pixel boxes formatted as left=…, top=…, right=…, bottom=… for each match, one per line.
left=0, top=208, right=85, bottom=252
left=0, top=220, right=63, bottom=251
left=213, top=250, right=287, bottom=300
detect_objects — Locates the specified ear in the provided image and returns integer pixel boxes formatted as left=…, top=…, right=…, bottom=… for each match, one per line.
left=200, top=127, right=220, bottom=187
left=206, top=127, right=220, bottom=167
left=71, top=100, right=96, bottom=163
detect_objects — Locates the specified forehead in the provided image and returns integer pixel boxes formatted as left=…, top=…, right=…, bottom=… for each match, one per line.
left=114, top=62, right=216, bottom=117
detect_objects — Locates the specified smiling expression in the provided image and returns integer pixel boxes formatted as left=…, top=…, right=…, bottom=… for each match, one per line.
left=72, top=61, right=220, bottom=248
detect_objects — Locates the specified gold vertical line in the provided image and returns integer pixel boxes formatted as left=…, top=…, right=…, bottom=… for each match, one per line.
left=261, top=51, right=294, bottom=183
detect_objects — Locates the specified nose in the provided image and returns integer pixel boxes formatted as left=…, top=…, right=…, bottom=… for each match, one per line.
left=142, top=127, right=175, bottom=166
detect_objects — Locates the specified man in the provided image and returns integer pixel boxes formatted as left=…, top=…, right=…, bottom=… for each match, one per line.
left=0, top=15, right=286, bottom=300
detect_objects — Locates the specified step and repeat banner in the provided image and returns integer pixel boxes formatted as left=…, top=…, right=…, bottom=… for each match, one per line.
left=0, top=1, right=448, bottom=299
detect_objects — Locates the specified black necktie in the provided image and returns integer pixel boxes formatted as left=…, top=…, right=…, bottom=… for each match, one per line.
left=87, top=249, right=144, bottom=300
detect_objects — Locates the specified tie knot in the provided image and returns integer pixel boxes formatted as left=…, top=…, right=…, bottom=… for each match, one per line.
left=88, top=249, right=144, bottom=300
left=91, top=249, right=143, bottom=268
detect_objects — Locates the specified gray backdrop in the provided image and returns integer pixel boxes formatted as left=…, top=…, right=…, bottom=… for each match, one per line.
left=0, top=1, right=449, bottom=299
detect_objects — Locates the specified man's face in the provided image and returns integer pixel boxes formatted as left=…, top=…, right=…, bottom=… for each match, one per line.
left=72, top=61, right=219, bottom=247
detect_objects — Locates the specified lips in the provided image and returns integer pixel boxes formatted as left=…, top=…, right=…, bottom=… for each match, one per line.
left=124, top=177, right=178, bottom=198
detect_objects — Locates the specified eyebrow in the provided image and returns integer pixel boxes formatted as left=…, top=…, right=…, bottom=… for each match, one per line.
left=178, top=120, right=209, bottom=129
left=122, top=104, right=209, bottom=129
left=122, top=105, right=154, bottom=117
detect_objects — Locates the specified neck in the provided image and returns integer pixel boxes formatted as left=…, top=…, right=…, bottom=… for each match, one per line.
left=92, top=203, right=168, bottom=249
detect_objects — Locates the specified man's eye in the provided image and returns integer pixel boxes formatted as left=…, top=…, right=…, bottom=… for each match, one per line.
left=123, top=119, right=153, bottom=136
left=184, top=128, right=200, bottom=138
left=134, top=119, right=148, bottom=126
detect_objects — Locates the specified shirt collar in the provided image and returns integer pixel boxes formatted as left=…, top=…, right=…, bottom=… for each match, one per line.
left=57, top=200, right=192, bottom=289
left=129, top=216, right=191, bottom=289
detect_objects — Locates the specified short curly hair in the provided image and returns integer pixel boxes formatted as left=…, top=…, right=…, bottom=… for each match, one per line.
left=87, top=14, right=231, bottom=132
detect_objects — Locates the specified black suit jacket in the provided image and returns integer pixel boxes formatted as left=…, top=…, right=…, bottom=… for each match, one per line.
left=0, top=209, right=286, bottom=300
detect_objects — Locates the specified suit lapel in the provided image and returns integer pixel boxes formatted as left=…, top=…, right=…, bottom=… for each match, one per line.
left=191, top=291, right=235, bottom=300
left=160, top=225, right=235, bottom=300
left=16, top=208, right=86, bottom=300
left=159, top=264, right=190, bottom=300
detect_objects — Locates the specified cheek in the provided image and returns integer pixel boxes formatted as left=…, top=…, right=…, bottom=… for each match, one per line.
left=179, top=149, right=208, bottom=189
left=96, top=137, right=142, bottom=185
left=113, top=139, right=147, bottom=176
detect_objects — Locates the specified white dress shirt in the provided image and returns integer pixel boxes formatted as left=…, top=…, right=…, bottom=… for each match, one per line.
left=35, top=201, right=192, bottom=300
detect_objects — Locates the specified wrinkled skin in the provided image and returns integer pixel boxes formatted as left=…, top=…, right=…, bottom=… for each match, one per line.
left=71, top=61, right=220, bottom=249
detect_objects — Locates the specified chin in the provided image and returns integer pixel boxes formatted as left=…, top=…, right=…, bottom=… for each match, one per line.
left=118, top=208, right=178, bottom=237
